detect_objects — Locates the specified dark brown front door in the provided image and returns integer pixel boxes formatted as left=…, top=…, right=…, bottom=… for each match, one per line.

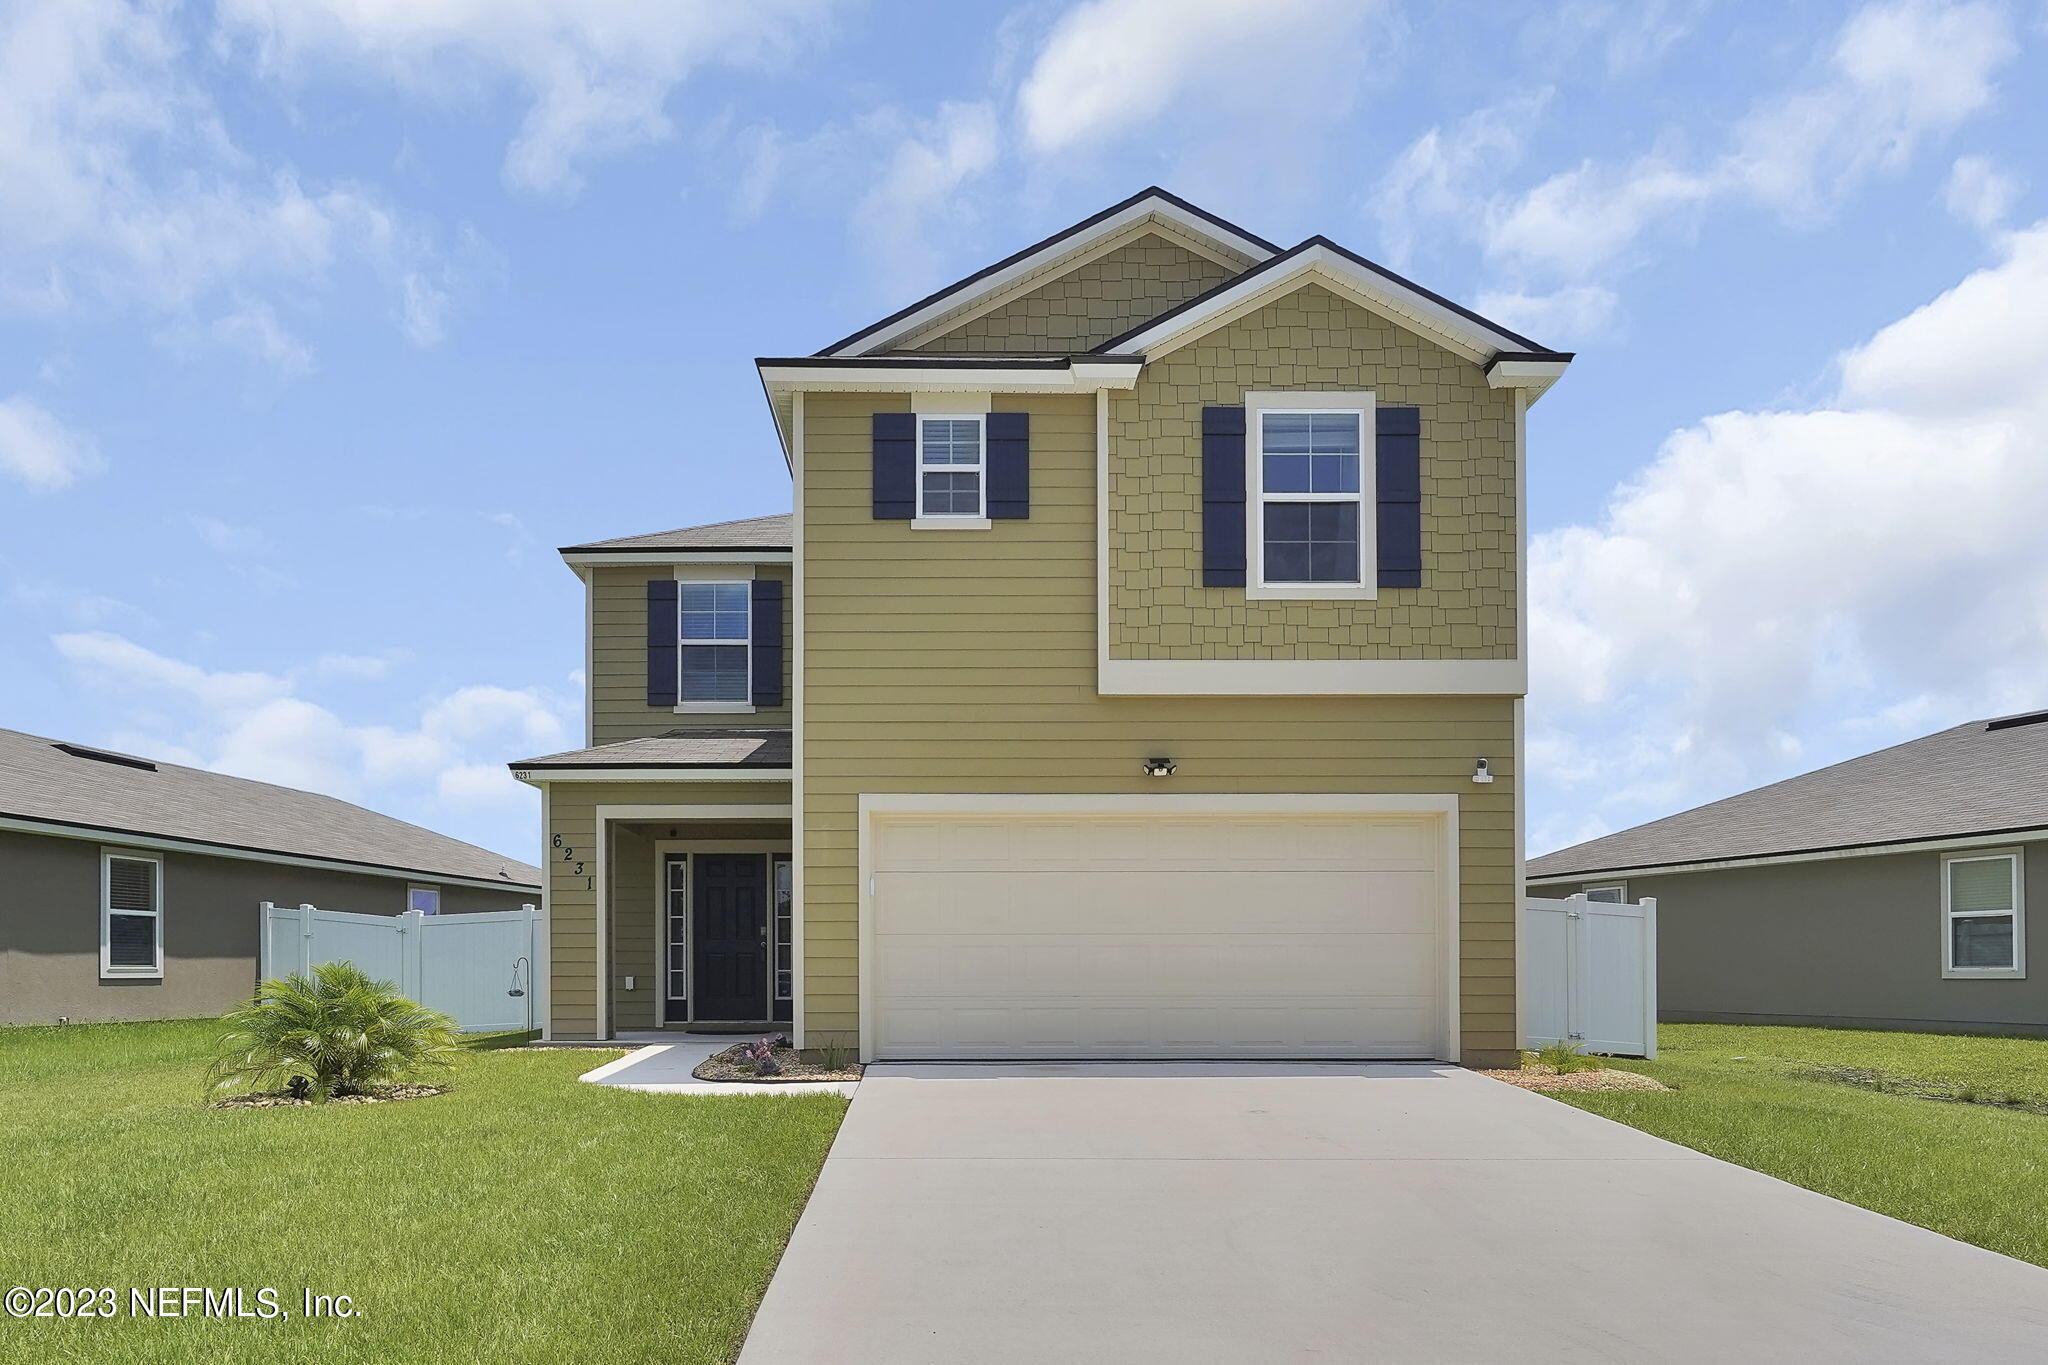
left=692, top=854, right=768, bottom=1021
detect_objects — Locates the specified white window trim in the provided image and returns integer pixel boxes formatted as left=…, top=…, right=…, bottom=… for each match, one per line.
left=772, top=854, right=794, bottom=1003
left=1942, top=849, right=2025, bottom=980
left=100, top=848, right=164, bottom=979
left=406, top=883, right=441, bottom=916
left=1583, top=883, right=1628, bottom=904
left=676, top=579, right=755, bottom=711
left=915, top=413, right=988, bottom=523
left=1244, top=391, right=1377, bottom=601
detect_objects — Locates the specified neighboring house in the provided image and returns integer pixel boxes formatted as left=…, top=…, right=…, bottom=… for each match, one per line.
left=0, top=727, right=543, bottom=1025
left=1530, top=712, right=2048, bottom=1037
left=512, top=187, right=1571, bottom=1066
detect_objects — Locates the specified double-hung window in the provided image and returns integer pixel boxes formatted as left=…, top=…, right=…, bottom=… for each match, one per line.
left=917, top=416, right=984, bottom=519
left=101, top=851, right=163, bottom=978
left=1249, top=398, right=1373, bottom=598
left=679, top=581, right=751, bottom=705
left=1943, top=850, right=2024, bottom=978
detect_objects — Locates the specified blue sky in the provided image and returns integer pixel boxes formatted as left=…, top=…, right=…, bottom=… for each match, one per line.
left=1, top=0, right=2042, bottom=862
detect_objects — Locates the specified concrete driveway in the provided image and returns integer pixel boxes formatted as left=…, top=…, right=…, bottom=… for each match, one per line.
left=738, top=1062, right=2048, bottom=1364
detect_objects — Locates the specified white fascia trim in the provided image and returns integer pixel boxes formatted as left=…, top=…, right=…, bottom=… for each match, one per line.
left=561, top=552, right=791, bottom=567
left=1115, top=245, right=1529, bottom=366
left=0, top=813, right=539, bottom=895
left=822, top=197, right=1276, bottom=357
left=759, top=362, right=1142, bottom=395
left=513, top=768, right=794, bottom=784
left=1487, top=359, right=1571, bottom=392
left=595, top=804, right=794, bottom=821
left=1526, top=826, right=2048, bottom=885
left=1097, top=657, right=1526, bottom=697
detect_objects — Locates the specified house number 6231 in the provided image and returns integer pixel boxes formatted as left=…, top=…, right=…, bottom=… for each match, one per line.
left=552, top=833, right=592, bottom=889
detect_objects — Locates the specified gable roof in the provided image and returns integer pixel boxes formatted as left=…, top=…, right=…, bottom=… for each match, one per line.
left=512, top=729, right=791, bottom=772
left=0, top=727, right=541, bottom=888
left=1528, top=713, right=2048, bottom=880
left=560, top=514, right=792, bottom=554
left=1096, top=236, right=1569, bottom=379
left=816, top=187, right=1279, bottom=358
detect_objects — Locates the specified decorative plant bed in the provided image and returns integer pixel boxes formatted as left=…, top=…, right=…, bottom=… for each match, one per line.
left=212, top=1083, right=450, bottom=1109
left=692, top=1038, right=863, bottom=1084
left=1482, top=1064, right=1669, bottom=1094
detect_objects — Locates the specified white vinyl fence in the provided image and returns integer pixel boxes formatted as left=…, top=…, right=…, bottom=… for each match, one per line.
left=260, top=902, right=540, bottom=1033
left=1520, top=893, right=1657, bottom=1058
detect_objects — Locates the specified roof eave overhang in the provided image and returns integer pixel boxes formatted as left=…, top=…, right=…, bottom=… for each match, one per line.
left=558, top=549, right=793, bottom=567
left=511, top=765, right=796, bottom=786
left=1527, top=822, right=2048, bottom=884
left=756, top=355, right=1145, bottom=397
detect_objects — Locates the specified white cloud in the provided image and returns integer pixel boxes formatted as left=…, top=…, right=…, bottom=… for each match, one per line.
left=1372, top=92, right=1551, bottom=269
left=1530, top=219, right=2048, bottom=849
left=191, top=516, right=272, bottom=556
left=0, top=396, right=100, bottom=491
left=1944, top=153, right=2021, bottom=230
left=216, top=0, right=838, bottom=198
left=852, top=102, right=1001, bottom=297
left=0, top=0, right=456, bottom=352
left=53, top=632, right=568, bottom=856
left=1472, top=285, right=1620, bottom=343
left=1017, top=0, right=1375, bottom=157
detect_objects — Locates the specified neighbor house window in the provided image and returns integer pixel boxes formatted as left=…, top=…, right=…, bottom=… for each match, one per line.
left=407, top=885, right=440, bottom=916
left=1583, top=884, right=1627, bottom=904
left=918, top=416, right=984, bottom=518
left=679, top=581, right=751, bottom=703
left=772, top=856, right=793, bottom=1002
left=1944, top=851, right=2024, bottom=977
left=1250, top=403, right=1371, bottom=596
left=101, top=851, right=163, bottom=978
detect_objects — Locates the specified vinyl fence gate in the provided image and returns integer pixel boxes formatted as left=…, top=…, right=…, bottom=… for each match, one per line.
left=260, top=903, right=540, bottom=1033
left=1521, top=893, right=1657, bottom=1058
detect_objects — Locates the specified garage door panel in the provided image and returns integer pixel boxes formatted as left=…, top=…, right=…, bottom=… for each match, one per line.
left=870, top=810, right=1447, bottom=1060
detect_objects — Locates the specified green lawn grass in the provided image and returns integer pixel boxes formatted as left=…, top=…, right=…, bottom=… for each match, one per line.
left=0, top=1020, right=846, bottom=1363
left=1554, top=1023, right=2048, bottom=1267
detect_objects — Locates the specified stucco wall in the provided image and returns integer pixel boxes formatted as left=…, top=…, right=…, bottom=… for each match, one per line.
left=589, top=563, right=793, bottom=745
left=1109, top=283, right=1517, bottom=659
left=1538, top=844, right=2048, bottom=1034
left=0, top=828, right=535, bottom=1025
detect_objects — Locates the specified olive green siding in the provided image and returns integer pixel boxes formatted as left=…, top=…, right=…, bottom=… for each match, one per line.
left=1110, top=283, right=1517, bottom=659
left=910, top=233, right=1237, bottom=355
left=800, top=388, right=1519, bottom=1066
left=542, top=779, right=791, bottom=1038
left=588, top=564, right=793, bottom=745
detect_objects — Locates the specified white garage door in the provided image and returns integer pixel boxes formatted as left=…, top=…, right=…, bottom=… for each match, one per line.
left=869, top=809, right=1446, bottom=1060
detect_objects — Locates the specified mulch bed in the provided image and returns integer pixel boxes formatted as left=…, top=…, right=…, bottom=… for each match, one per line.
left=211, top=1083, right=449, bottom=1109
left=1482, top=1065, right=1670, bottom=1093
left=692, top=1043, right=863, bottom=1084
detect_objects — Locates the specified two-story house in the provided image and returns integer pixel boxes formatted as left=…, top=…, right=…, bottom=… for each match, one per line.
left=511, top=188, right=1569, bottom=1067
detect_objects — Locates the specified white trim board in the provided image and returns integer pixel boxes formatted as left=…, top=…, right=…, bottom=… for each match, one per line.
left=515, top=768, right=793, bottom=785
left=1528, top=827, right=2048, bottom=886
left=0, top=812, right=538, bottom=895
left=757, top=360, right=1142, bottom=396
left=1096, top=658, right=1526, bottom=697
left=561, top=551, right=792, bottom=567
left=855, top=792, right=1462, bottom=1065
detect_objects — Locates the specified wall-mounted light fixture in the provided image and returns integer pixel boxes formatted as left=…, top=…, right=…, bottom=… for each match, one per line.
left=1472, top=758, right=1494, bottom=784
left=1142, top=757, right=1178, bottom=778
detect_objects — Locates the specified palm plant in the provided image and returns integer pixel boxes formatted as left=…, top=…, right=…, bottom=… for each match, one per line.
left=208, top=962, right=461, bottom=1103
left=1532, top=1038, right=1597, bottom=1075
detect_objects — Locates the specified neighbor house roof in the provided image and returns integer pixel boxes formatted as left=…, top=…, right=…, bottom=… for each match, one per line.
left=559, top=514, right=791, bottom=555
left=0, top=728, right=541, bottom=888
left=511, top=729, right=791, bottom=774
left=1528, top=712, right=2048, bottom=880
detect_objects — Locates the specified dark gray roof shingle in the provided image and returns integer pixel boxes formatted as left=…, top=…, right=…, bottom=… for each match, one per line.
left=0, top=728, right=540, bottom=886
left=512, top=729, right=791, bottom=770
left=1529, top=713, right=2048, bottom=879
left=561, top=514, right=791, bottom=554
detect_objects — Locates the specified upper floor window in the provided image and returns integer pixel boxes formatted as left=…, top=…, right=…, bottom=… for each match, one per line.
left=1246, top=398, right=1375, bottom=600
left=918, top=416, right=984, bottom=518
left=1943, top=850, right=2024, bottom=978
left=101, top=850, right=163, bottom=978
left=680, top=581, right=750, bottom=703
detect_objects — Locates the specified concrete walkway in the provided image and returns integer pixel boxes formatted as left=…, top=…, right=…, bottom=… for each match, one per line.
left=577, top=1038, right=858, bottom=1096
left=737, top=1062, right=2048, bottom=1364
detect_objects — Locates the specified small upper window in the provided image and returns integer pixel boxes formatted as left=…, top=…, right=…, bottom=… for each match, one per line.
left=407, top=885, right=441, bottom=916
left=679, top=581, right=751, bottom=703
left=918, top=416, right=984, bottom=518
left=1250, top=405, right=1371, bottom=596
left=1944, top=851, right=2023, bottom=977
left=1583, top=884, right=1627, bottom=904
left=102, top=851, right=163, bottom=978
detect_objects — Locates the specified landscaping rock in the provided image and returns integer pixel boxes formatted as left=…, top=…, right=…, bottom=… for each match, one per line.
left=1481, top=1065, right=1670, bottom=1093
left=692, top=1043, right=863, bottom=1084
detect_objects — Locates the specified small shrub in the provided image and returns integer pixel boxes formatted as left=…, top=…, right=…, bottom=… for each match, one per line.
left=1532, top=1039, right=1597, bottom=1075
left=208, top=962, right=461, bottom=1103
left=814, top=1039, right=850, bottom=1072
left=742, top=1032, right=791, bottom=1077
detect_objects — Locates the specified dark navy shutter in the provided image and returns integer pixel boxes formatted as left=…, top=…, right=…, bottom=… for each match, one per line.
left=645, top=579, right=678, bottom=707
left=1202, top=406, right=1247, bottom=587
left=1376, top=406, right=1422, bottom=588
left=872, top=411, right=915, bottom=519
left=986, top=411, right=1029, bottom=518
left=749, top=578, right=784, bottom=708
